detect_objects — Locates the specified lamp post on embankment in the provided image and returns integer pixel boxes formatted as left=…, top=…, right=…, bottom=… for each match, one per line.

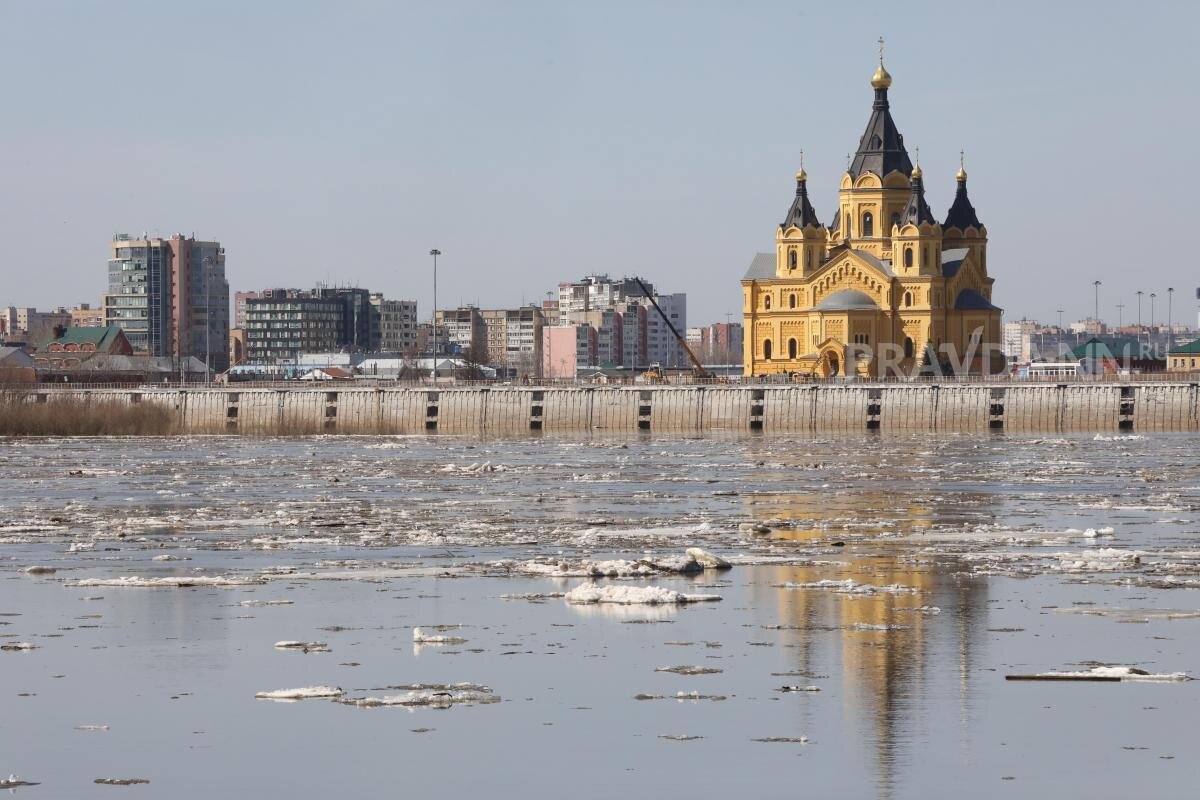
left=430, top=248, right=441, bottom=382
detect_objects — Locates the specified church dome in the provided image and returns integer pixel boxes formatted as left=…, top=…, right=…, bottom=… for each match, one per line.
left=871, top=64, right=892, bottom=89
left=816, top=289, right=879, bottom=311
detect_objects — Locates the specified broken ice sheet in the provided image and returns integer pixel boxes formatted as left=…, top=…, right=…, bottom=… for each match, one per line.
left=255, top=686, right=344, bottom=701
left=337, top=684, right=500, bottom=709
left=655, top=665, right=723, bottom=675
left=564, top=584, right=721, bottom=605
left=273, top=641, right=330, bottom=653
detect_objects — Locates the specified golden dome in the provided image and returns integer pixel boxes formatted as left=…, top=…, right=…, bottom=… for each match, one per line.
left=795, top=167, right=807, bottom=182
left=911, top=163, right=922, bottom=179
left=871, top=64, right=892, bottom=89
left=956, top=164, right=968, bottom=181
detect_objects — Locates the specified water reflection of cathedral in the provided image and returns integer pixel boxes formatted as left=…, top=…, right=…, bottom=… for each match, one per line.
left=746, top=480, right=990, bottom=798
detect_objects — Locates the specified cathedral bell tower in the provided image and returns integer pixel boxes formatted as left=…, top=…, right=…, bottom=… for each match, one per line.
left=832, top=41, right=913, bottom=260
left=776, top=161, right=827, bottom=277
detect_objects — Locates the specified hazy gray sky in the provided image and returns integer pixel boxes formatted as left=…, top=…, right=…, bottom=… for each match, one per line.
left=0, top=0, right=1195, bottom=328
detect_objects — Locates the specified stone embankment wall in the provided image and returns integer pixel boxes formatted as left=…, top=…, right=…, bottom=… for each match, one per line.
left=17, top=383, right=1200, bottom=434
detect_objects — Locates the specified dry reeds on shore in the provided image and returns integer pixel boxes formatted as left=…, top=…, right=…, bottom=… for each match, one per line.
left=0, top=392, right=177, bottom=436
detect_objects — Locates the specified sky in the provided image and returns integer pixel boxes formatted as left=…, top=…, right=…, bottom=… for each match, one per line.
left=0, top=0, right=1197, bottom=329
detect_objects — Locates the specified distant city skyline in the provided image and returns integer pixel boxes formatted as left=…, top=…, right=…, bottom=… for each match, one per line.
left=0, top=2, right=1197, bottom=327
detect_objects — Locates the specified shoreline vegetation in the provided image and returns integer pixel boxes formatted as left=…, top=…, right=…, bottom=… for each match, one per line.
left=0, top=393, right=177, bottom=436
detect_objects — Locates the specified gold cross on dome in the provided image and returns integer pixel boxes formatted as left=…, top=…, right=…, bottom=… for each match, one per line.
left=878, top=36, right=885, bottom=65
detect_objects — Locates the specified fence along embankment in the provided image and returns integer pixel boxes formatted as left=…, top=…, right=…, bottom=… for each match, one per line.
left=2, top=383, right=1198, bottom=435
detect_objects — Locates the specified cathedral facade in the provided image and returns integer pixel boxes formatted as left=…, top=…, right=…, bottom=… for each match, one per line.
left=741, top=57, right=1001, bottom=378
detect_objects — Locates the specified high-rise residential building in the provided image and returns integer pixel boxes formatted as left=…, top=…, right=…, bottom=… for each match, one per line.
left=103, top=234, right=230, bottom=372
left=234, top=291, right=263, bottom=329
left=480, top=309, right=508, bottom=363
left=1, top=306, right=73, bottom=346
left=243, top=287, right=376, bottom=365
left=502, top=306, right=544, bottom=377
left=434, top=307, right=485, bottom=356
left=70, top=303, right=105, bottom=328
left=643, top=292, right=687, bottom=367
left=555, top=275, right=687, bottom=367
left=541, top=299, right=560, bottom=327
left=370, top=294, right=418, bottom=353
left=475, top=306, right=545, bottom=376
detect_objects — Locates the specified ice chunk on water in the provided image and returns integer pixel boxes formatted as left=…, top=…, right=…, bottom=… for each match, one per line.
left=412, top=627, right=468, bottom=645
left=685, top=547, right=731, bottom=570
left=273, top=641, right=330, bottom=653
left=777, top=579, right=920, bottom=595
left=655, top=665, right=723, bottom=675
left=1033, top=666, right=1191, bottom=682
left=1, top=642, right=39, bottom=651
left=74, top=575, right=264, bottom=588
left=1057, top=548, right=1142, bottom=572
left=565, top=583, right=722, bottom=605
left=255, top=686, right=344, bottom=700
left=337, top=685, right=500, bottom=708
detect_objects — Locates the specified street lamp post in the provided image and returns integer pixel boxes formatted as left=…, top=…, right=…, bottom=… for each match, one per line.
left=1116, top=303, right=1124, bottom=329
left=1150, top=292, right=1158, bottom=353
left=1056, top=308, right=1064, bottom=330
left=429, top=249, right=441, bottom=382
left=1137, top=291, right=1144, bottom=343
left=1093, top=280, right=1101, bottom=327
left=1168, top=287, right=1175, bottom=353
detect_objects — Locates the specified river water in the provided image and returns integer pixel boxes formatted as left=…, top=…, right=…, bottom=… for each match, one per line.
left=1, top=433, right=1198, bottom=798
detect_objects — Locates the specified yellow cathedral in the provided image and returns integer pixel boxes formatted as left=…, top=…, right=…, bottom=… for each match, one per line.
left=742, top=55, right=1001, bottom=378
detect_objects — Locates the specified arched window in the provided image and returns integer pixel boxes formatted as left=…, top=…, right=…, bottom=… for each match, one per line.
left=891, top=212, right=901, bottom=228
left=904, top=247, right=913, bottom=268
left=904, top=291, right=913, bottom=308
left=788, top=249, right=797, bottom=270
left=763, top=339, right=773, bottom=359
left=763, top=295, right=772, bottom=310
left=789, top=294, right=797, bottom=309
left=845, top=213, right=852, bottom=235
left=904, top=337, right=914, bottom=359
left=788, top=338, right=798, bottom=359
left=862, top=212, right=873, bottom=237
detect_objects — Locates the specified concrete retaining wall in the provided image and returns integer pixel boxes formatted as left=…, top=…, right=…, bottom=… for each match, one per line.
left=19, top=383, right=1200, bottom=434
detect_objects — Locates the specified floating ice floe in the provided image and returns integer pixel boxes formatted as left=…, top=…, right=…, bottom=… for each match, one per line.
left=1028, top=666, right=1191, bottom=682
left=1093, top=434, right=1145, bottom=442
left=23, top=565, right=57, bottom=575
left=255, top=686, right=344, bottom=701
left=337, top=684, right=499, bottom=709
left=1054, top=607, right=1200, bottom=622
left=238, top=599, right=294, bottom=607
left=274, top=641, right=330, bottom=653
left=659, top=734, right=703, bottom=741
left=776, top=579, right=920, bottom=595
left=564, top=584, right=722, bottom=605
left=777, top=685, right=821, bottom=693
left=94, top=778, right=150, bottom=785
left=73, top=575, right=265, bottom=588
left=636, top=691, right=727, bottom=701
left=0, top=642, right=39, bottom=652
left=439, top=462, right=507, bottom=474
left=655, top=665, right=723, bottom=676
left=0, top=775, right=38, bottom=789
left=74, top=725, right=110, bottom=732
left=1056, top=548, right=1142, bottom=573
left=412, top=627, right=468, bottom=645
left=752, top=736, right=810, bottom=744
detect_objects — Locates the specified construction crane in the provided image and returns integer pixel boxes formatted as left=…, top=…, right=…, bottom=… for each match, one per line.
left=633, top=278, right=711, bottom=381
